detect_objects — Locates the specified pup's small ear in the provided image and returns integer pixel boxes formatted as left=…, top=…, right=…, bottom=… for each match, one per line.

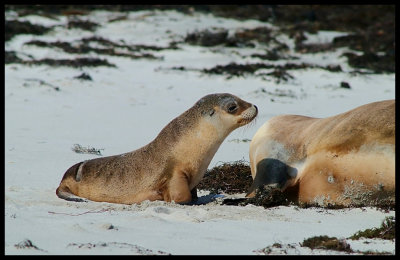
left=209, top=109, right=215, bottom=117
left=201, top=108, right=215, bottom=117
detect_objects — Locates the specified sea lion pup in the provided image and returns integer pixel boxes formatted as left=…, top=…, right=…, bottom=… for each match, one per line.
left=247, top=99, right=394, bottom=207
left=56, top=93, right=258, bottom=204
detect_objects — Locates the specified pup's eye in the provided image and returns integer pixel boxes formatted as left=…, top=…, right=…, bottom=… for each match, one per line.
left=227, top=104, right=238, bottom=113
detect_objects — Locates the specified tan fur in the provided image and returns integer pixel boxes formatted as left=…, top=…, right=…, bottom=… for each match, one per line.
left=56, top=93, right=258, bottom=204
left=248, top=100, right=395, bottom=206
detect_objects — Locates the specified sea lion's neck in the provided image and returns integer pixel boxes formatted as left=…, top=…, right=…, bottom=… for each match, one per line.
left=142, top=110, right=230, bottom=174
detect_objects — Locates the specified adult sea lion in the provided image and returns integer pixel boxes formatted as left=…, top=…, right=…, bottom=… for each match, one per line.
left=247, top=100, right=394, bottom=207
left=56, top=93, right=258, bottom=204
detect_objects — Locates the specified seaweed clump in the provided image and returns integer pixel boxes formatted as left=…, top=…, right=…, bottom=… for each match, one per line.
left=202, top=62, right=341, bottom=82
left=349, top=216, right=395, bottom=240
left=5, top=20, right=52, bottom=42
left=242, top=185, right=290, bottom=208
left=24, top=37, right=163, bottom=61
left=185, top=27, right=278, bottom=48
left=71, top=144, right=104, bottom=156
left=18, top=57, right=116, bottom=68
left=197, top=160, right=252, bottom=194
left=197, top=161, right=291, bottom=208
left=301, top=236, right=352, bottom=252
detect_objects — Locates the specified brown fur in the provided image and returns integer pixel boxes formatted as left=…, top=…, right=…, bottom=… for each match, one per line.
left=248, top=100, right=395, bottom=206
left=56, top=93, right=258, bottom=204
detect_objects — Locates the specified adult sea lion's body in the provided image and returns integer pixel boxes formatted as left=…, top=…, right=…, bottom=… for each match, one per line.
left=247, top=100, right=395, bottom=207
left=57, top=93, right=258, bottom=204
